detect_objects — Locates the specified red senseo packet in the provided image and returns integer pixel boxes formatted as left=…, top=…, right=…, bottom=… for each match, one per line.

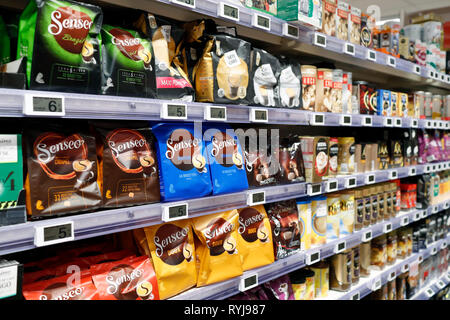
left=23, top=271, right=99, bottom=300
left=90, top=255, right=159, bottom=300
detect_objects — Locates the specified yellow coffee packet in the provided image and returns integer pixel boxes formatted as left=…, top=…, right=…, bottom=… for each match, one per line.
left=236, top=205, right=274, bottom=271
left=144, top=220, right=197, bottom=300
left=191, top=209, right=243, bottom=287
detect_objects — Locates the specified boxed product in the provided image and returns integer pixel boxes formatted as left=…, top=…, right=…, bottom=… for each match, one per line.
left=331, top=69, right=343, bottom=113
left=377, top=89, right=391, bottom=116
left=389, top=140, right=403, bottom=168
left=301, top=65, right=317, bottom=111
left=0, top=134, right=23, bottom=206
left=335, top=1, right=349, bottom=41
left=315, top=68, right=333, bottom=113
left=348, top=6, right=361, bottom=45
left=360, top=13, right=373, bottom=48
left=296, top=199, right=311, bottom=251
left=321, top=0, right=337, bottom=37
left=327, top=193, right=340, bottom=240
left=378, top=141, right=390, bottom=170
left=337, top=137, right=355, bottom=175
left=310, top=195, right=327, bottom=246
left=342, top=72, right=352, bottom=114
left=327, top=137, right=339, bottom=177
left=277, top=0, right=323, bottom=29
left=353, top=81, right=376, bottom=115
left=299, top=136, right=329, bottom=183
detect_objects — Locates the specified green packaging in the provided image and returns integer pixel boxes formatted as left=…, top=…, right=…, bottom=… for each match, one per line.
left=277, top=0, right=322, bottom=29
left=0, top=134, right=23, bottom=205
left=0, top=15, right=11, bottom=65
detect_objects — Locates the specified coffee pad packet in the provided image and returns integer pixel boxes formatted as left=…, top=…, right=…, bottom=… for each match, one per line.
left=278, top=57, right=303, bottom=109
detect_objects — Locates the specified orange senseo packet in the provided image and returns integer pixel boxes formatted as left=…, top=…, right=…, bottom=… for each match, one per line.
left=236, top=205, right=274, bottom=271
left=90, top=255, right=159, bottom=300
left=192, top=209, right=243, bottom=287
left=143, top=220, right=197, bottom=300
left=23, top=270, right=98, bottom=300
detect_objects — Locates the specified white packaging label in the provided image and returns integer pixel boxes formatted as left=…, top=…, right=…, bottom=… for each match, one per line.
left=0, top=135, right=18, bottom=163
left=0, top=265, right=18, bottom=299
left=224, top=50, right=241, bottom=68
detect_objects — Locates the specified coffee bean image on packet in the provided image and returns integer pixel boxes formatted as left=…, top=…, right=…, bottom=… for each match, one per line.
left=192, top=209, right=243, bottom=287
left=17, top=0, right=102, bottom=93
left=143, top=219, right=197, bottom=300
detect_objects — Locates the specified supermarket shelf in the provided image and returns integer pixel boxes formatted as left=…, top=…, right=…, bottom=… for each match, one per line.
left=0, top=162, right=448, bottom=257
left=170, top=200, right=450, bottom=300
left=0, top=88, right=448, bottom=129
left=410, top=268, right=450, bottom=300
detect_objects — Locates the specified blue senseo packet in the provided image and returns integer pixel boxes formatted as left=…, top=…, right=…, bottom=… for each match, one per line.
left=377, top=89, right=391, bottom=116
left=203, top=124, right=249, bottom=195
left=151, top=122, right=212, bottom=202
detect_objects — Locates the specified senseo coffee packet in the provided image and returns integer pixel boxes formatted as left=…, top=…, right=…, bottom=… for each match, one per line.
left=151, top=122, right=212, bottom=202
left=24, top=123, right=102, bottom=219
left=278, top=57, right=303, bottom=109
left=203, top=124, right=248, bottom=195
left=194, top=33, right=251, bottom=104
left=134, top=13, right=194, bottom=101
left=100, top=24, right=156, bottom=98
left=192, top=209, right=243, bottom=287
left=265, top=200, right=301, bottom=260
left=236, top=205, right=274, bottom=271
left=93, top=121, right=160, bottom=208
left=17, top=0, right=102, bottom=93
left=91, top=255, right=159, bottom=300
left=143, top=220, right=197, bottom=300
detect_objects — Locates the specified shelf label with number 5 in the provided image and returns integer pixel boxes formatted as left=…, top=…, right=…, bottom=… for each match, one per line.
left=34, top=221, right=74, bottom=247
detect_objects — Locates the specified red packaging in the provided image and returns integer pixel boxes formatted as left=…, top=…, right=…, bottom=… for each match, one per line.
left=91, top=255, right=159, bottom=300
left=400, top=184, right=417, bottom=209
left=23, top=271, right=98, bottom=300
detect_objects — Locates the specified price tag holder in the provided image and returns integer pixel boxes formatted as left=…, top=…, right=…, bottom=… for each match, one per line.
left=389, top=170, right=398, bottom=180
left=306, top=250, right=321, bottom=265
left=204, top=105, right=227, bottom=121
left=418, top=255, right=423, bottom=263
left=394, top=118, right=403, bottom=127
left=447, top=75, right=450, bottom=83
left=388, top=271, right=396, bottom=281
left=247, top=191, right=266, bottom=206
left=345, top=177, right=357, bottom=188
left=424, top=165, right=431, bottom=173
left=372, top=278, right=382, bottom=291
left=432, top=121, right=438, bottom=129
left=365, top=174, right=376, bottom=184
left=334, top=240, right=346, bottom=254
left=425, top=120, right=432, bottom=129
left=362, top=116, right=373, bottom=126
left=402, top=264, right=409, bottom=273
left=413, top=212, right=421, bottom=222
left=313, top=32, right=327, bottom=48
left=310, top=113, right=325, bottom=126
left=440, top=73, right=446, bottom=82
left=34, top=221, right=74, bottom=247
left=326, top=179, right=339, bottom=192
left=411, top=119, right=419, bottom=128
left=340, top=115, right=352, bottom=126
left=444, top=202, right=449, bottom=209
left=431, top=247, right=438, bottom=255
left=362, top=230, right=372, bottom=242
left=218, top=2, right=239, bottom=21
left=442, top=242, right=447, bottom=249
left=437, top=280, right=446, bottom=289
left=386, top=56, right=396, bottom=68
left=350, top=292, right=360, bottom=300
left=384, top=222, right=392, bottom=233
left=307, top=183, right=322, bottom=196
left=439, top=121, right=444, bottom=129
left=239, top=273, right=258, bottom=292
left=408, top=167, right=417, bottom=176
left=283, top=23, right=299, bottom=39
left=0, top=264, right=18, bottom=299
left=24, top=94, right=65, bottom=117
left=401, top=216, right=410, bottom=226
left=171, top=0, right=195, bottom=8
left=252, top=13, right=271, bottom=31
left=161, top=103, right=187, bottom=120
left=425, top=288, right=435, bottom=298
left=421, top=210, right=427, bottom=219
left=428, top=69, right=435, bottom=79
left=367, top=49, right=377, bottom=62
left=433, top=206, right=439, bottom=214
left=162, top=202, right=189, bottom=222
left=413, top=65, right=421, bottom=75
left=344, top=42, right=355, bottom=56
left=250, top=108, right=268, bottom=123
left=384, top=117, right=393, bottom=127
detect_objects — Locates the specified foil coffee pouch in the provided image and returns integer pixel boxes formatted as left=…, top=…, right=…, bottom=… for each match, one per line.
left=143, top=219, right=197, bottom=300
left=277, top=137, right=305, bottom=184
left=194, top=34, right=251, bottom=104
left=236, top=205, right=275, bottom=271
left=24, top=123, right=102, bottom=219
left=93, top=121, right=160, bottom=208
left=100, top=24, right=156, bottom=98
left=17, top=0, right=102, bottom=93
left=249, top=48, right=281, bottom=108
left=278, top=57, right=303, bottom=109
left=203, top=123, right=248, bottom=195
left=192, top=209, right=243, bottom=287
left=151, top=122, right=212, bottom=202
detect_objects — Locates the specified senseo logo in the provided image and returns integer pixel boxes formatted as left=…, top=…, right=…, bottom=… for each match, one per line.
left=211, top=133, right=238, bottom=167
left=165, top=129, right=205, bottom=172
left=48, top=9, right=93, bottom=36
left=39, top=284, right=85, bottom=300
left=106, top=268, right=144, bottom=295
left=109, top=28, right=146, bottom=61
left=154, top=224, right=190, bottom=266
left=37, top=139, right=85, bottom=164
left=204, top=218, right=236, bottom=256
left=109, top=139, right=146, bottom=157
left=238, top=207, right=268, bottom=243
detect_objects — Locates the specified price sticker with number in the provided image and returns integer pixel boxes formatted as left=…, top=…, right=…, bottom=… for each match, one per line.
left=161, top=103, right=187, bottom=120
left=394, top=118, right=402, bottom=127
left=362, top=116, right=372, bottom=126
left=283, top=24, right=299, bottom=39
left=401, top=216, right=410, bottom=226
left=310, top=113, right=325, bottom=126
left=344, top=42, right=355, bottom=56
left=367, top=49, right=377, bottom=62
left=433, top=206, right=439, bottom=214
left=425, top=288, right=435, bottom=298
left=307, top=183, right=322, bottom=196
left=389, top=170, right=398, bottom=179
left=411, top=119, right=419, bottom=128
left=219, top=2, right=239, bottom=21
left=162, top=203, right=189, bottom=222
left=306, top=250, right=321, bottom=265
left=365, top=174, right=375, bottom=184
left=413, top=212, right=421, bottom=222
left=421, top=210, right=427, bottom=219
left=362, top=230, right=372, bottom=242
left=334, top=240, right=346, bottom=254
left=204, top=105, right=227, bottom=121
left=384, top=222, right=392, bottom=233
left=253, top=14, right=271, bottom=31
left=437, top=280, right=446, bottom=289
left=34, top=221, right=74, bottom=247
left=384, top=117, right=393, bottom=127
left=171, top=0, right=195, bottom=8
left=387, top=56, right=396, bottom=68
left=345, top=177, right=357, bottom=188
left=413, top=65, right=421, bottom=75
left=239, top=273, right=258, bottom=292
left=250, top=108, right=268, bottom=123
left=408, top=167, right=417, bottom=176
left=340, top=115, right=352, bottom=126
left=247, top=191, right=266, bottom=206
left=326, top=179, right=339, bottom=192
left=24, top=94, right=65, bottom=117
left=313, top=32, right=327, bottom=48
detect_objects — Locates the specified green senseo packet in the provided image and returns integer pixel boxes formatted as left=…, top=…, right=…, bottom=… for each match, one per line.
left=0, top=15, right=11, bottom=65
left=101, top=24, right=156, bottom=98
left=0, top=134, right=23, bottom=206
left=17, top=0, right=102, bottom=93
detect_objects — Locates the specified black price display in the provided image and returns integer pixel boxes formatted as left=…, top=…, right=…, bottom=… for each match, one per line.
left=256, top=15, right=270, bottom=29
left=367, top=174, right=375, bottom=183
left=412, top=119, right=418, bottom=127
left=312, top=184, right=321, bottom=193
left=351, top=292, right=360, bottom=300
left=286, top=24, right=299, bottom=38
left=347, top=177, right=356, bottom=187
left=254, top=110, right=267, bottom=121
left=415, top=65, right=421, bottom=74
left=395, top=119, right=402, bottom=126
left=314, top=33, right=326, bottom=47
left=307, top=252, right=320, bottom=264
left=33, top=97, right=63, bottom=113
left=167, top=104, right=186, bottom=118
left=244, top=275, right=257, bottom=289
left=342, top=115, right=351, bottom=124
left=386, top=118, right=392, bottom=126
left=329, top=181, right=337, bottom=190
left=367, top=50, right=376, bottom=61
left=365, top=117, right=372, bottom=125
left=43, top=224, right=72, bottom=242
left=345, top=43, right=355, bottom=55
left=388, top=57, right=396, bottom=67
left=384, top=223, right=392, bottom=233
left=223, top=4, right=239, bottom=20
left=172, top=0, right=195, bottom=7
left=169, top=204, right=188, bottom=220
left=401, top=216, right=409, bottom=226
left=314, top=114, right=324, bottom=125
left=363, top=231, right=372, bottom=242
left=389, top=271, right=396, bottom=280
left=252, top=192, right=265, bottom=204
left=208, top=106, right=226, bottom=120
left=335, top=241, right=346, bottom=253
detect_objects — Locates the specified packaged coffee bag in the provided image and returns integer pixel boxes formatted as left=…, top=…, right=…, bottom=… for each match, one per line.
left=0, top=15, right=10, bottom=65
left=93, top=121, right=160, bottom=208
left=277, top=137, right=305, bottom=184
left=244, top=142, right=280, bottom=188
left=24, top=123, right=102, bottom=219
left=17, top=0, right=102, bottom=93
left=278, top=57, right=303, bottom=109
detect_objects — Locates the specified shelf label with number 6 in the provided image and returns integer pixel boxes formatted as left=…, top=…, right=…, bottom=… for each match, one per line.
left=34, top=221, right=74, bottom=247
left=24, top=94, right=65, bottom=117
left=162, top=202, right=189, bottom=222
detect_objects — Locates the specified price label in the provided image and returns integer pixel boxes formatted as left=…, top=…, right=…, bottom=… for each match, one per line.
left=411, top=119, right=419, bottom=128
left=425, top=288, right=435, bottom=298
left=162, top=203, right=189, bottom=222
left=384, top=117, right=393, bottom=127
left=252, top=13, right=271, bottom=31
left=413, top=65, right=421, bottom=75
left=326, top=179, right=339, bottom=192
left=387, top=56, right=396, bottom=68
left=442, top=242, right=447, bottom=249
left=431, top=247, right=438, bottom=255
left=171, top=0, right=195, bottom=8
left=344, top=42, right=355, bottom=56
left=24, top=94, right=65, bottom=117
left=435, top=72, right=440, bottom=80
left=340, top=115, right=352, bottom=126
left=34, top=221, right=74, bottom=247
left=250, top=108, right=268, bottom=123
left=388, top=271, right=396, bottom=281
left=421, top=210, right=427, bottom=219
left=437, top=164, right=442, bottom=171
left=432, top=121, right=438, bottom=129
left=204, top=105, right=227, bottom=121
left=310, top=113, right=325, bottom=125
left=362, top=116, right=372, bottom=126
left=444, top=202, right=449, bottom=209
left=402, top=264, right=409, bottom=273
left=283, top=23, right=299, bottom=39
left=367, top=49, right=377, bottom=62
left=433, top=206, right=439, bottom=214
left=313, top=32, right=327, bottom=48
left=447, top=75, right=450, bottom=83
left=389, top=170, right=398, bottom=179
left=362, top=230, right=372, bottom=242
left=443, top=163, right=448, bottom=170
left=345, top=177, right=357, bottom=188
left=334, top=240, right=346, bottom=254
left=219, top=2, right=239, bottom=21
left=413, top=212, right=421, bottom=222
left=439, top=121, right=444, bottom=129
left=446, top=122, right=449, bottom=129
left=418, top=255, right=423, bottom=263
left=350, top=292, right=360, bottom=300
left=401, top=216, right=410, bottom=226
left=394, top=118, right=403, bottom=127
left=307, top=183, right=322, bottom=196
left=408, top=167, right=416, bottom=176
left=0, top=264, right=18, bottom=299
left=372, top=278, right=382, bottom=291
left=161, top=103, right=187, bottom=120
left=437, top=280, right=446, bottom=289
left=440, top=73, right=446, bottom=82
left=365, top=174, right=375, bottom=184
left=384, top=222, right=392, bottom=233
left=425, top=120, right=432, bottom=129
left=247, top=191, right=266, bottom=206
left=428, top=70, right=435, bottom=79
left=306, top=250, right=321, bottom=265
left=239, top=273, right=258, bottom=292
left=425, top=165, right=431, bottom=173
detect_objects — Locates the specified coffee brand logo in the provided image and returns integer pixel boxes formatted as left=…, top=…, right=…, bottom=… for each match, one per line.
left=109, top=28, right=147, bottom=62
left=109, top=139, right=146, bottom=157
left=204, top=218, right=236, bottom=256
left=39, top=282, right=85, bottom=300
left=37, top=139, right=85, bottom=164
left=153, top=224, right=190, bottom=266
left=238, top=208, right=268, bottom=243
left=106, top=267, right=144, bottom=295
left=165, top=129, right=205, bottom=172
